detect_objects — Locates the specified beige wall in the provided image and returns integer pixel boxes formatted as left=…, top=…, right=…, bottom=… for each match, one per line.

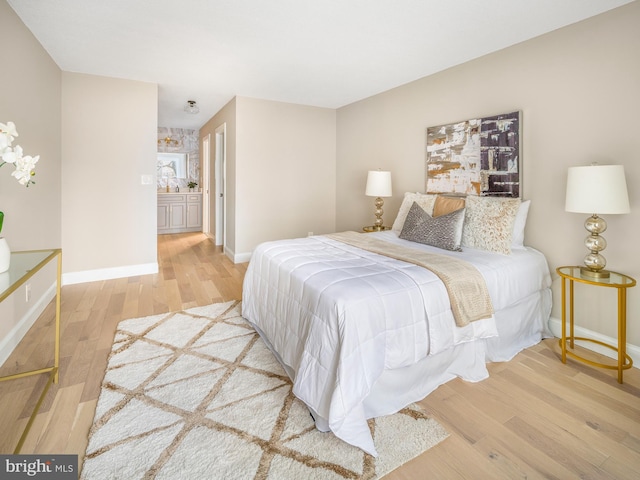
left=336, top=2, right=640, bottom=349
left=0, top=0, right=61, bottom=249
left=61, top=73, right=158, bottom=278
left=201, top=96, right=336, bottom=261
left=1, top=3, right=159, bottom=361
left=235, top=97, right=336, bottom=257
left=0, top=0, right=62, bottom=362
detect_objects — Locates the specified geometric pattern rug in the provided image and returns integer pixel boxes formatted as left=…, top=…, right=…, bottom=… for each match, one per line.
left=81, top=301, right=448, bottom=479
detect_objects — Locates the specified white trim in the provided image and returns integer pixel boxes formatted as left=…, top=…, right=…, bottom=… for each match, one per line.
left=63, top=262, right=158, bottom=285
left=222, top=244, right=251, bottom=264
left=0, top=283, right=57, bottom=366
left=548, top=315, right=639, bottom=369
left=233, top=251, right=252, bottom=263
left=201, top=133, right=211, bottom=235
left=214, top=123, right=227, bottom=248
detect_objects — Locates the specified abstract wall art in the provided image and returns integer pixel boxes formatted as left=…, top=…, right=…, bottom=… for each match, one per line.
left=426, top=111, right=521, bottom=197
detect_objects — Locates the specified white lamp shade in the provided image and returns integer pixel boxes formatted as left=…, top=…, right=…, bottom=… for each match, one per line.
left=365, top=170, right=392, bottom=197
left=565, top=165, right=630, bottom=214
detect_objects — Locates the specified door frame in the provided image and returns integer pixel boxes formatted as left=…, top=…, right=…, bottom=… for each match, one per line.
left=201, top=133, right=211, bottom=237
left=214, top=123, right=226, bottom=247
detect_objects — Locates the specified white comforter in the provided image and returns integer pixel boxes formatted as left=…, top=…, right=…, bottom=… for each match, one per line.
left=241, top=231, right=551, bottom=455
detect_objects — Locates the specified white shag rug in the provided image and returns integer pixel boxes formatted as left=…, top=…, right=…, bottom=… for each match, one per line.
left=81, top=301, right=448, bottom=479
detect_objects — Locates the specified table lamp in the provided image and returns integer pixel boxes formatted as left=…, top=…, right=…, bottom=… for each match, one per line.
left=565, top=164, right=630, bottom=279
left=365, top=170, right=392, bottom=229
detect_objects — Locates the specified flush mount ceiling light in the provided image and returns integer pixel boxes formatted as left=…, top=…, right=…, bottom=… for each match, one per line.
left=184, top=100, right=199, bottom=114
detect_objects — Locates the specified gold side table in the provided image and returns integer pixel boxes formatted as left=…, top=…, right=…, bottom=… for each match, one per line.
left=363, top=225, right=390, bottom=233
left=0, top=248, right=62, bottom=453
left=556, top=266, right=635, bottom=383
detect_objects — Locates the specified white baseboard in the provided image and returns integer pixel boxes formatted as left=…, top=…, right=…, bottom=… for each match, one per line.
left=223, top=245, right=251, bottom=264
left=548, top=316, right=639, bottom=369
left=63, top=262, right=159, bottom=285
left=233, top=251, right=251, bottom=263
left=0, top=283, right=57, bottom=367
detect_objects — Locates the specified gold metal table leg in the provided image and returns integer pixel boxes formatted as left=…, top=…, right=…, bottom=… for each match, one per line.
left=13, top=368, right=57, bottom=454
left=569, top=279, right=574, bottom=349
left=560, top=276, right=567, bottom=363
left=54, top=251, right=62, bottom=383
left=618, top=288, right=626, bottom=384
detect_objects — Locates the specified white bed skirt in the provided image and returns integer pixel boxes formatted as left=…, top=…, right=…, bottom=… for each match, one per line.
left=362, top=288, right=552, bottom=420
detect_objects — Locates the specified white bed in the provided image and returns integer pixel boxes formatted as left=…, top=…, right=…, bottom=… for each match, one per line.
left=241, top=195, right=552, bottom=456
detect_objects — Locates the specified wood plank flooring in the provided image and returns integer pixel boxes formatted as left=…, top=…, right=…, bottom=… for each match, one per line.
left=1, top=232, right=638, bottom=479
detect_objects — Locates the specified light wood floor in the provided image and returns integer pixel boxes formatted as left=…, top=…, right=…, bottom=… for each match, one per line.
left=1, top=232, right=638, bottom=479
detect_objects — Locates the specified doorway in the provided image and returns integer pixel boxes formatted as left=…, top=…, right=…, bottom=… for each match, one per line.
left=201, top=134, right=211, bottom=237
left=214, top=124, right=226, bottom=247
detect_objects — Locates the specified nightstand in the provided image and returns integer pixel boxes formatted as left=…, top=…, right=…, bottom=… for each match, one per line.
left=363, top=226, right=391, bottom=233
left=556, top=266, right=636, bottom=383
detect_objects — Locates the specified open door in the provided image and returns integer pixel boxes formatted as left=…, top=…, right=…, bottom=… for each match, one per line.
left=201, top=134, right=211, bottom=237
left=214, top=124, right=226, bottom=247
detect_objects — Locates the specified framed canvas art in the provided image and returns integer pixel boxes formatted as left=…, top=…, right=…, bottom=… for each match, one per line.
left=426, top=111, right=521, bottom=197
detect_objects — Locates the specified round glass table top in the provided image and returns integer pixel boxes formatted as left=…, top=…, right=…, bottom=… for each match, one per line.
left=556, top=265, right=636, bottom=288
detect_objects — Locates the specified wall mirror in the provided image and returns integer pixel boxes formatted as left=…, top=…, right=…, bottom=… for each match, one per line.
left=157, top=152, right=187, bottom=180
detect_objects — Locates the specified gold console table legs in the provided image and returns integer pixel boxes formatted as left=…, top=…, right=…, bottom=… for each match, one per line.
left=0, top=249, right=62, bottom=453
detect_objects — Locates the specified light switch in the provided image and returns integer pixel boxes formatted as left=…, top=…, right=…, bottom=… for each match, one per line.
left=141, top=174, right=153, bottom=185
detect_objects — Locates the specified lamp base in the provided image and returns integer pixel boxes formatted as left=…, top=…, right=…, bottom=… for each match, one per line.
left=580, top=266, right=610, bottom=280
left=372, top=197, right=385, bottom=228
left=580, top=214, right=610, bottom=280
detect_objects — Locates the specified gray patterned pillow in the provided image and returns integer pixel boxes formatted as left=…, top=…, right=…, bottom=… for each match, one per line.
left=399, top=202, right=465, bottom=251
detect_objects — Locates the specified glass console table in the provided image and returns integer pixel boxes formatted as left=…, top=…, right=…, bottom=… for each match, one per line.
left=0, top=249, right=62, bottom=453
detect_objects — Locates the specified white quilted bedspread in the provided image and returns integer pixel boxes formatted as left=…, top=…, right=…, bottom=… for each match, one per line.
left=241, top=232, right=517, bottom=455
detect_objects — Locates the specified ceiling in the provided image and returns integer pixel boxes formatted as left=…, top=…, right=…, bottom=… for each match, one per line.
left=9, top=0, right=633, bottom=130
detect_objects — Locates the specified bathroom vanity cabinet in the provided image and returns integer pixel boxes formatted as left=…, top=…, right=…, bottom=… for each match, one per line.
left=158, top=192, right=202, bottom=233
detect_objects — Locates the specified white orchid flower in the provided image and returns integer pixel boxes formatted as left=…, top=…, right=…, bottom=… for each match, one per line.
left=12, top=169, right=34, bottom=186
left=1, top=146, right=12, bottom=162
left=0, top=121, right=18, bottom=143
left=1, top=121, right=39, bottom=187
left=0, top=132, right=11, bottom=150
left=11, top=154, right=39, bottom=186
left=1, top=144, right=22, bottom=164
left=15, top=153, right=39, bottom=171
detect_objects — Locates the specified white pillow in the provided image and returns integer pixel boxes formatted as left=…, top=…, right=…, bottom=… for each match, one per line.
left=392, top=192, right=437, bottom=232
left=461, top=196, right=521, bottom=255
left=511, top=200, right=530, bottom=250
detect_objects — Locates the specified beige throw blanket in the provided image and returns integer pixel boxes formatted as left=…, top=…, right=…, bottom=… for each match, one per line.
left=326, top=231, right=494, bottom=326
